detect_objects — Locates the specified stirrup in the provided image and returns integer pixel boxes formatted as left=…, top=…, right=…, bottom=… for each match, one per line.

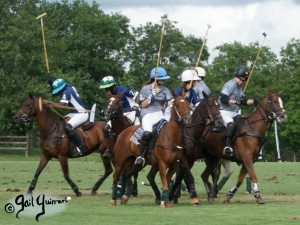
left=134, top=156, right=145, bottom=167
left=73, top=147, right=83, bottom=157
left=102, top=149, right=111, bottom=159
left=223, top=146, right=233, bottom=156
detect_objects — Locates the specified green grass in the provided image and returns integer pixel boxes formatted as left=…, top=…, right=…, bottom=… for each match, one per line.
left=0, top=152, right=300, bottom=225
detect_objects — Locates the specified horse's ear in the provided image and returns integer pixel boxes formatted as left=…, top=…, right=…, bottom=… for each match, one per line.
left=28, top=93, right=34, bottom=99
left=267, top=87, right=273, bottom=95
left=203, top=91, right=208, bottom=98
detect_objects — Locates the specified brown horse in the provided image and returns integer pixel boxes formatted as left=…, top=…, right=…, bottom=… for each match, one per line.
left=13, top=94, right=111, bottom=196
left=202, top=90, right=287, bottom=204
left=168, top=92, right=224, bottom=205
left=110, top=96, right=192, bottom=207
left=103, top=93, right=139, bottom=196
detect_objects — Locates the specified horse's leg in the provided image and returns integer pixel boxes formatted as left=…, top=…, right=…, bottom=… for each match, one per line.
left=27, top=153, right=50, bottom=195
left=131, top=171, right=138, bottom=197
left=110, top=160, right=125, bottom=206
left=58, top=155, right=82, bottom=197
left=169, top=164, right=185, bottom=204
left=157, top=162, right=169, bottom=208
left=223, top=164, right=247, bottom=204
left=91, top=156, right=113, bottom=195
left=181, top=163, right=200, bottom=206
left=242, top=162, right=265, bottom=204
left=201, top=157, right=220, bottom=203
left=146, top=163, right=161, bottom=205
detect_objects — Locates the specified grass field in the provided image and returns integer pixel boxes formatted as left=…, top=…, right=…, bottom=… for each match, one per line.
left=0, top=151, right=300, bottom=225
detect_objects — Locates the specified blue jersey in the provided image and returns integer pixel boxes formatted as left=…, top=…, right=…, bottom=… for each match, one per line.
left=173, top=86, right=200, bottom=106
left=114, top=86, right=138, bottom=112
left=60, top=85, right=87, bottom=113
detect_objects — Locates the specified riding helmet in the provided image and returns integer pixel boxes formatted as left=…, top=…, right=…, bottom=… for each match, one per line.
left=99, top=76, right=116, bottom=89
left=52, top=78, right=67, bottom=95
left=235, top=66, right=249, bottom=79
left=149, top=67, right=170, bottom=80
left=181, top=69, right=200, bottom=82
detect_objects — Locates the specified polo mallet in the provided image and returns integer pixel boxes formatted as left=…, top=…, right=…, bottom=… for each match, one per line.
left=36, top=13, right=50, bottom=75
left=153, top=17, right=167, bottom=88
left=243, top=31, right=270, bottom=93
left=189, top=24, right=211, bottom=87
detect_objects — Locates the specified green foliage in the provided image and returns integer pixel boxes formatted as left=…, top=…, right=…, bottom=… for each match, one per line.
left=0, top=1, right=299, bottom=157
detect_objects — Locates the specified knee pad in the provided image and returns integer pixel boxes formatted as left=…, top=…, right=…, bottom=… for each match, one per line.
left=142, top=131, right=152, bottom=141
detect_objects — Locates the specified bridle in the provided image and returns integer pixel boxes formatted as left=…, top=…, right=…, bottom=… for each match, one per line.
left=16, top=98, right=36, bottom=123
left=170, top=98, right=190, bottom=122
left=186, top=96, right=222, bottom=128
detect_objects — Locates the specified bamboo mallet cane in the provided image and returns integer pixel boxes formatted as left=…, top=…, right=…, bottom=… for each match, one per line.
left=189, top=24, right=212, bottom=87
left=153, top=17, right=167, bottom=88
left=243, top=31, right=270, bottom=93
left=36, top=13, right=50, bottom=74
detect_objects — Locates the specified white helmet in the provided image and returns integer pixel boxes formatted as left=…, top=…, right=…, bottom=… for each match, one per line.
left=195, top=67, right=206, bottom=77
left=181, top=69, right=200, bottom=82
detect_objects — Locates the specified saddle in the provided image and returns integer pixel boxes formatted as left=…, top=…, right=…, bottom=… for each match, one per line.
left=131, top=119, right=167, bottom=149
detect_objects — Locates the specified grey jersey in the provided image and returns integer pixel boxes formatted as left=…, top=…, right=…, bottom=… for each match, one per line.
left=193, top=81, right=211, bottom=102
left=219, top=78, right=243, bottom=112
left=140, top=83, right=172, bottom=117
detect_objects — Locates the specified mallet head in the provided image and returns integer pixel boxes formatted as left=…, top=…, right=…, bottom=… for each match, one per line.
left=36, top=13, right=47, bottom=20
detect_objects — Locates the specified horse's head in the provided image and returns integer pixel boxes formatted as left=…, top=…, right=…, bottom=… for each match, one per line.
left=260, top=91, right=287, bottom=123
left=103, top=93, right=124, bottom=120
left=194, top=92, right=224, bottom=128
left=13, top=93, right=39, bottom=124
left=171, top=96, right=192, bottom=125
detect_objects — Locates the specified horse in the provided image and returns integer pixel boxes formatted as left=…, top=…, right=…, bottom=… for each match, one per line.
left=201, top=90, right=287, bottom=204
left=168, top=92, right=224, bottom=205
left=102, top=93, right=139, bottom=197
left=109, top=96, right=192, bottom=207
left=13, top=93, right=111, bottom=196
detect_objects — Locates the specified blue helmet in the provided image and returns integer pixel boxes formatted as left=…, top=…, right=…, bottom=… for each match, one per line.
left=149, top=67, right=170, bottom=80
left=52, top=78, right=67, bottom=94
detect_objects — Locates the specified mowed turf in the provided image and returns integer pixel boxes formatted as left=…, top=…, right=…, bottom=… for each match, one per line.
left=0, top=152, right=299, bottom=225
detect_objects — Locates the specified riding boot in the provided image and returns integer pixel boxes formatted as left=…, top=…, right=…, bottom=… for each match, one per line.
left=134, top=131, right=152, bottom=167
left=223, top=122, right=236, bottom=156
left=217, top=176, right=229, bottom=191
left=65, top=123, right=86, bottom=157
left=245, top=177, right=252, bottom=194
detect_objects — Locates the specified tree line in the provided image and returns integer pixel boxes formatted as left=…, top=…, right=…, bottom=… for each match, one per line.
left=0, top=0, right=299, bottom=161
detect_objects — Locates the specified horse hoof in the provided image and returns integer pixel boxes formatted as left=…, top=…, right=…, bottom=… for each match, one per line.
left=256, top=196, right=265, bottom=204
left=155, top=198, right=161, bottom=205
left=168, top=200, right=175, bottom=207
left=160, top=201, right=166, bottom=208
left=121, top=195, right=129, bottom=205
left=76, top=192, right=82, bottom=197
left=223, top=198, right=230, bottom=204
left=110, top=200, right=117, bottom=206
left=190, top=198, right=200, bottom=206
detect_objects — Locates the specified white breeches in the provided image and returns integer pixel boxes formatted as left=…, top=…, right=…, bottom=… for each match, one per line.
left=65, top=113, right=89, bottom=128
left=142, top=111, right=164, bottom=132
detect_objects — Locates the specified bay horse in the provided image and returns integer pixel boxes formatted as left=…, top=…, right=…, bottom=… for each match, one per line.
left=13, top=93, right=111, bottom=196
left=102, top=93, right=139, bottom=196
left=202, top=90, right=287, bottom=204
left=110, top=96, right=192, bottom=207
left=168, top=92, right=224, bottom=205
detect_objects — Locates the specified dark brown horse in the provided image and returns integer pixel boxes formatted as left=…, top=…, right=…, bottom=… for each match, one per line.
left=13, top=94, right=111, bottom=196
left=168, top=92, right=224, bottom=205
left=202, top=90, right=287, bottom=204
left=110, top=96, right=192, bottom=207
left=103, top=93, right=139, bottom=196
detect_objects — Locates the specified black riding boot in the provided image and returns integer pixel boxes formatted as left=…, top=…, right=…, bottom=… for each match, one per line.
left=65, top=123, right=86, bottom=157
left=134, top=131, right=152, bottom=167
left=223, top=122, right=236, bottom=156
